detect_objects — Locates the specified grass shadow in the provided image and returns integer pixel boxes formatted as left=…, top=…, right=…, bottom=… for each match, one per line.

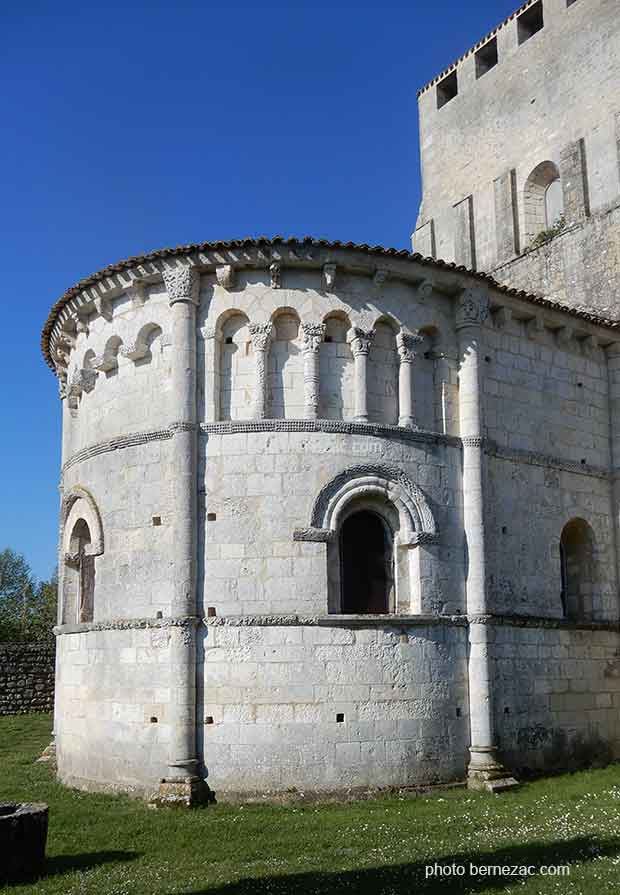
left=43, top=849, right=141, bottom=878
left=178, top=836, right=620, bottom=894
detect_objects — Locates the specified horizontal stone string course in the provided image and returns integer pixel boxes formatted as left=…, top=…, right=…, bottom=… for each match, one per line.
left=52, top=613, right=620, bottom=635
left=60, top=422, right=610, bottom=481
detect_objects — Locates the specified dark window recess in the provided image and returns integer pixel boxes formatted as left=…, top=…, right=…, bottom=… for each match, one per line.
left=475, top=38, right=498, bottom=78
left=150, top=716, right=158, bottom=723
left=518, top=1, right=544, bottom=44
left=207, top=512, right=217, bottom=521
left=340, top=511, right=392, bottom=613
left=225, top=336, right=233, bottom=344
left=436, top=71, right=458, bottom=109
left=205, top=716, right=214, bottom=725
left=152, top=515, right=161, bottom=526
left=336, top=713, right=345, bottom=723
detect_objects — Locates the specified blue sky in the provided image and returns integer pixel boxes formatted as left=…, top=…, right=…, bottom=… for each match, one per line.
left=0, top=1, right=518, bottom=580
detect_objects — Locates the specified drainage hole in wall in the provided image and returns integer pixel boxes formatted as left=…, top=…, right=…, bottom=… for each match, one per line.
left=336, top=713, right=345, bottom=723
left=484, top=355, right=492, bottom=363
left=577, top=382, right=583, bottom=388
left=456, top=707, right=461, bottom=718
left=580, top=459, right=586, bottom=465
left=205, top=716, right=214, bottom=725
left=504, top=707, right=510, bottom=715
left=207, top=513, right=217, bottom=521
left=501, top=526, right=507, bottom=534
left=152, top=515, right=162, bottom=526
left=150, top=717, right=158, bottom=724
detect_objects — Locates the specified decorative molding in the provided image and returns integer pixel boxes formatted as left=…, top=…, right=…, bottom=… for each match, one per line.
left=348, top=327, right=375, bottom=357
left=215, top=264, right=235, bottom=289
left=68, top=368, right=97, bottom=398
left=200, top=418, right=460, bottom=447
left=269, top=261, right=281, bottom=289
left=54, top=615, right=200, bottom=636
left=125, top=283, right=145, bottom=308
left=396, top=330, right=424, bottom=364
left=162, top=265, right=200, bottom=306
left=485, top=439, right=608, bottom=480
left=91, top=350, right=118, bottom=373
left=293, top=527, right=333, bottom=543
left=199, top=325, right=218, bottom=341
left=322, top=263, right=337, bottom=291
left=455, top=287, right=490, bottom=330
left=94, top=295, right=113, bottom=321
left=62, top=428, right=174, bottom=474
left=203, top=613, right=467, bottom=629
left=61, top=486, right=105, bottom=556
left=308, top=463, right=438, bottom=546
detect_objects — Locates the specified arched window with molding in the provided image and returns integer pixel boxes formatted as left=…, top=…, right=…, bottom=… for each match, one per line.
left=61, top=489, right=104, bottom=625
left=560, top=518, right=596, bottom=620
left=340, top=509, right=394, bottom=613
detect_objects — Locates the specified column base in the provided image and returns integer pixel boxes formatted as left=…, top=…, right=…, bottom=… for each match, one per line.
left=152, top=776, right=212, bottom=808
left=467, top=747, right=519, bottom=793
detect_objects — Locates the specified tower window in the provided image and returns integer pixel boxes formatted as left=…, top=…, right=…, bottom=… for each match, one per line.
left=475, top=38, right=498, bottom=78
left=518, top=2, right=544, bottom=44
left=436, top=71, right=458, bottom=109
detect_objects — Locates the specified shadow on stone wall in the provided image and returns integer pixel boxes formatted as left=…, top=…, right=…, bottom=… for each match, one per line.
left=501, top=725, right=614, bottom=777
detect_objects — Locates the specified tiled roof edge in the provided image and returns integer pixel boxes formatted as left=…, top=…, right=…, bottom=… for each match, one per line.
left=41, top=235, right=619, bottom=371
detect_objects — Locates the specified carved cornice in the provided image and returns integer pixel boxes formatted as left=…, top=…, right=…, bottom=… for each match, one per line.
left=455, top=287, right=490, bottom=330
left=249, top=321, right=273, bottom=352
left=485, top=439, right=608, bottom=480
left=162, top=266, right=200, bottom=306
left=417, top=279, right=433, bottom=302
left=373, top=267, right=388, bottom=289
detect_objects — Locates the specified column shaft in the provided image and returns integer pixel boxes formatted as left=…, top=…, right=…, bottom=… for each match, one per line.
left=249, top=323, right=273, bottom=419
left=301, top=323, right=325, bottom=420
left=349, top=328, right=374, bottom=423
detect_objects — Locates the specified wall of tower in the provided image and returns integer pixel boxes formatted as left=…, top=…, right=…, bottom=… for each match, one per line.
left=414, top=0, right=620, bottom=313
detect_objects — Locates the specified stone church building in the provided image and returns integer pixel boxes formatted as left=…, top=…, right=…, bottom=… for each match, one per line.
left=44, top=0, right=620, bottom=803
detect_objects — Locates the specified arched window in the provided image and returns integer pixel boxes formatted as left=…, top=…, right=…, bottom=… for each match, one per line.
left=61, top=489, right=104, bottom=626
left=319, top=314, right=355, bottom=420
left=560, top=518, right=595, bottom=620
left=219, top=313, right=252, bottom=420
left=340, top=510, right=393, bottom=613
left=64, top=519, right=95, bottom=624
left=524, top=161, right=564, bottom=244
left=268, top=311, right=304, bottom=418
left=368, top=319, right=398, bottom=425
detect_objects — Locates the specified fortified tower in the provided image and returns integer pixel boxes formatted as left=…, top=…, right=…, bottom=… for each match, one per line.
left=414, top=0, right=620, bottom=317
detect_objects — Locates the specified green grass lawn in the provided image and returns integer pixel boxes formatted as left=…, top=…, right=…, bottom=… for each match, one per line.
left=2, top=714, right=620, bottom=893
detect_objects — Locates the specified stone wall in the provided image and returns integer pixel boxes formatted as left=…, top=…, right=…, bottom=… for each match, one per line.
left=493, top=201, right=620, bottom=318
left=414, top=0, right=620, bottom=297
left=0, top=642, right=55, bottom=715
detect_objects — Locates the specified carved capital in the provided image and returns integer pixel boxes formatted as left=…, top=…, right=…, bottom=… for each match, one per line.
left=200, top=325, right=218, bottom=341
left=91, top=351, right=118, bottom=373
left=68, top=368, right=97, bottom=398
left=322, top=263, right=337, bottom=292
left=348, top=327, right=375, bottom=357
left=125, top=283, right=145, bottom=308
left=162, top=266, right=200, bottom=306
left=455, top=288, right=490, bottom=330
left=215, top=264, right=235, bottom=290
left=556, top=325, right=574, bottom=347
left=249, top=322, right=273, bottom=353
left=301, top=322, right=326, bottom=355
left=373, top=267, right=388, bottom=289
left=57, top=368, right=68, bottom=399
left=269, top=262, right=281, bottom=289
left=120, top=341, right=149, bottom=362
left=396, top=330, right=424, bottom=364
